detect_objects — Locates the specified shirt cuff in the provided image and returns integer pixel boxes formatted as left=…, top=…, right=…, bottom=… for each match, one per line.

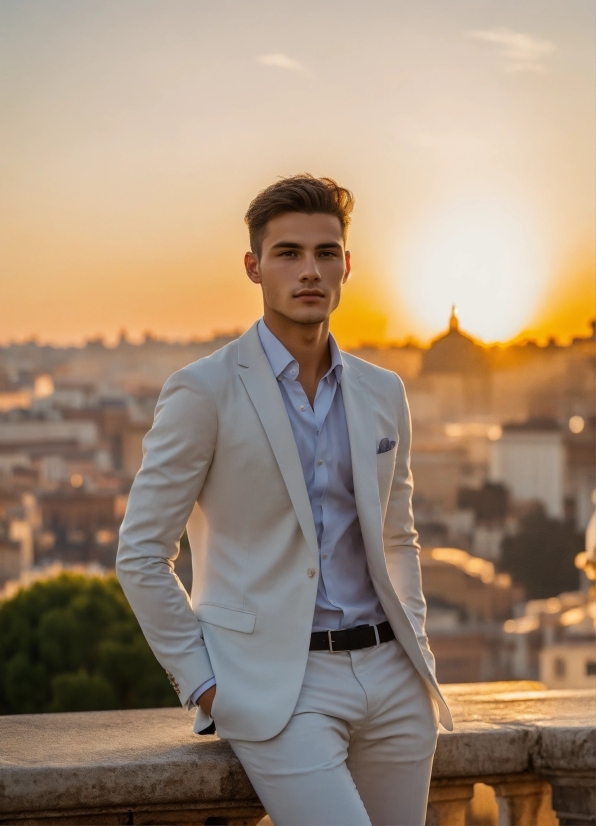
left=190, top=677, right=216, bottom=707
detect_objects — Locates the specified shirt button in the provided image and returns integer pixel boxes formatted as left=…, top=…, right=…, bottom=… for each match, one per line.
left=300, top=405, right=305, bottom=411
left=317, top=459, right=323, bottom=465
left=307, top=568, right=316, bottom=578
left=323, top=554, right=327, bottom=559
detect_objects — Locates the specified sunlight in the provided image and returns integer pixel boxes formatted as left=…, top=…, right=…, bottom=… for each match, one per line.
left=397, top=199, right=546, bottom=342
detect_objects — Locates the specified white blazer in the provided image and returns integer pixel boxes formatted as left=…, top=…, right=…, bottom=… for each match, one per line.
left=116, top=322, right=453, bottom=740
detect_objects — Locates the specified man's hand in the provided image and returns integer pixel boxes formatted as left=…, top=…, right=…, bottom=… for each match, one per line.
left=199, top=684, right=216, bottom=716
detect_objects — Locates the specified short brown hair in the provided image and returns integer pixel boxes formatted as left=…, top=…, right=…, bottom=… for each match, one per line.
left=245, top=174, right=355, bottom=257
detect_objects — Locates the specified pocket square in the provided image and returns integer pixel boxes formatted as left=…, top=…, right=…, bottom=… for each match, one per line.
left=377, top=438, right=396, bottom=454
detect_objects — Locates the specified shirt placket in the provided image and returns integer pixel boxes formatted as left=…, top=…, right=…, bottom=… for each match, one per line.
left=313, top=376, right=340, bottom=608
left=282, top=365, right=339, bottom=608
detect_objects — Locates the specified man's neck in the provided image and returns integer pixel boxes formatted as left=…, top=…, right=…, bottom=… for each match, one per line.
left=263, top=309, right=332, bottom=405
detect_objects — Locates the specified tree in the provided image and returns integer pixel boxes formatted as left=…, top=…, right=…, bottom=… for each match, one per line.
left=0, top=573, right=178, bottom=714
left=499, top=509, right=584, bottom=600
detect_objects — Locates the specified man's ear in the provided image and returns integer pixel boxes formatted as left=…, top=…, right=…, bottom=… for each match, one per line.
left=342, top=250, right=352, bottom=284
left=244, top=251, right=261, bottom=284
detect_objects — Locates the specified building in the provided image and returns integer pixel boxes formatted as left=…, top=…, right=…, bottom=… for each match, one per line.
left=419, top=307, right=491, bottom=419
left=540, top=643, right=596, bottom=689
left=410, top=440, right=466, bottom=512
left=0, top=535, right=21, bottom=584
left=0, top=420, right=99, bottom=458
left=565, top=415, right=596, bottom=530
left=0, top=492, right=37, bottom=586
left=489, top=420, right=565, bottom=518
left=386, top=546, right=524, bottom=683
left=35, top=489, right=122, bottom=567
left=504, top=591, right=595, bottom=681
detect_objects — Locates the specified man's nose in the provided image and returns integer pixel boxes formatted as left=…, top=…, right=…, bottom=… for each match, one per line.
left=298, top=255, right=321, bottom=281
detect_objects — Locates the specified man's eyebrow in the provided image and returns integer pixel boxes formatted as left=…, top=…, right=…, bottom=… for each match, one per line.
left=269, top=240, right=343, bottom=251
left=270, top=241, right=303, bottom=250
left=315, top=241, right=343, bottom=250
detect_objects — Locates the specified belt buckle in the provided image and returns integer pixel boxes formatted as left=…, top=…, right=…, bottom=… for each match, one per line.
left=327, top=630, right=336, bottom=653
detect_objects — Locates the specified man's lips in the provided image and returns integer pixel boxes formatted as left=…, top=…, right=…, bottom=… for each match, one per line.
left=294, top=290, right=325, bottom=299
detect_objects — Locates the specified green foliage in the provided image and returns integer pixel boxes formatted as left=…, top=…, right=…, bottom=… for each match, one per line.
left=0, top=573, right=178, bottom=714
left=499, top=510, right=584, bottom=600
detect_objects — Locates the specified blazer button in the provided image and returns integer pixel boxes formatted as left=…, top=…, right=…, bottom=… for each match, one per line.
left=307, top=568, right=316, bottom=578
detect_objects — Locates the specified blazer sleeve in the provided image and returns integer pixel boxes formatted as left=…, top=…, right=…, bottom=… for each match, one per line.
left=116, top=368, right=217, bottom=706
left=382, top=375, right=430, bottom=652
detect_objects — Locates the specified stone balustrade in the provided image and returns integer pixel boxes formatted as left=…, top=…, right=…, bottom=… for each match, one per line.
left=1, top=683, right=594, bottom=826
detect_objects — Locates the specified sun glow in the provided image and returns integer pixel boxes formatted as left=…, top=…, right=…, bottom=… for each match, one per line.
left=397, top=199, right=546, bottom=342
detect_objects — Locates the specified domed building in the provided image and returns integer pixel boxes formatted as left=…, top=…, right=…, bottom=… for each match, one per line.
left=421, top=307, right=491, bottom=417
left=422, top=307, right=489, bottom=376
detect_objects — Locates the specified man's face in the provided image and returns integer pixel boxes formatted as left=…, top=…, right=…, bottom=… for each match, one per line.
left=245, top=212, right=351, bottom=325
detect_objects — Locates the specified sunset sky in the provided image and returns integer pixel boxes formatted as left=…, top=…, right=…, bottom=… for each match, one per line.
left=1, top=0, right=594, bottom=347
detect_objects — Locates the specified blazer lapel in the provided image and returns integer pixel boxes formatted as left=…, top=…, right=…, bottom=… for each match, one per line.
left=237, top=325, right=319, bottom=562
left=341, top=358, right=445, bottom=693
left=340, top=360, right=385, bottom=564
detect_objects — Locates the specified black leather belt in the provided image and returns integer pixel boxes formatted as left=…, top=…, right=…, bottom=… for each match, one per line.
left=310, top=621, right=395, bottom=652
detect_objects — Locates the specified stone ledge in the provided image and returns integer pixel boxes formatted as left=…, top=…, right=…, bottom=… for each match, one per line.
left=0, top=709, right=256, bottom=817
left=0, top=687, right=594, bottom=822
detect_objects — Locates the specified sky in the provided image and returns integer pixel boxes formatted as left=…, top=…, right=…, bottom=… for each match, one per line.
left=1, top=0, right=594, bottom=347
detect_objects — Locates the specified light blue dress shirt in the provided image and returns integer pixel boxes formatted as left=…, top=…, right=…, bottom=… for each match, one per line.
left=191, top=319, right=386, bottom=705
left=257, top=319, right=386, bottom=633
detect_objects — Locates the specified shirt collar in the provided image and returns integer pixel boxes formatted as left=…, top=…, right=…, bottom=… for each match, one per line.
left=327, top=331, right=344, bottom=383
left=257, top=318, right=343, bottom=383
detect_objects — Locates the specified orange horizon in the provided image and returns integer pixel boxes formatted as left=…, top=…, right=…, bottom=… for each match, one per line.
left=3, top=311, right=593, bottom=351
left=3, top=244, right=593, bottom=350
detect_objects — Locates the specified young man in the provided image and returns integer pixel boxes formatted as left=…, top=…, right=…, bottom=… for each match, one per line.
left=117, top=175, right=452, bottom=826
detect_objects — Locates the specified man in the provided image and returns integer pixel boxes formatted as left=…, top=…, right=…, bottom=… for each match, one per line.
left=117, top=174, right=452, bottom=826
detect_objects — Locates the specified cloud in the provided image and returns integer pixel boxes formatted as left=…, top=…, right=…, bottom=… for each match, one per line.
left=467, top=28, right=556, bottom=74
left=257, top=53, right=309, bottom=74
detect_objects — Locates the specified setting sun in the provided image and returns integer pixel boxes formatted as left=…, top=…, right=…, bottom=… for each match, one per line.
left=396, top=198, right=546, bottom=342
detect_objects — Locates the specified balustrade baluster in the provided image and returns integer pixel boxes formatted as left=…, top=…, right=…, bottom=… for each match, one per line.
left=426, top=781, right=475, bottom=826
left=545, top=772, right=596, bottom=826
left=490, top=775, right=554, bottom=826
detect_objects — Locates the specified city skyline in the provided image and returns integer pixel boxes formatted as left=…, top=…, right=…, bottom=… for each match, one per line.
left=1, top=305, right=593, bottom=350
left=1, top=0, right=594, bottom=347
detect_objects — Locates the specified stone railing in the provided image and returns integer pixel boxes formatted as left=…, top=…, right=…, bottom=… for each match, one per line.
left=1, top=683, right=594, bottom=826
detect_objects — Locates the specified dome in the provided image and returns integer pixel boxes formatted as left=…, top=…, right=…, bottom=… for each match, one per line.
left=422, top=307, right=489, bottom=375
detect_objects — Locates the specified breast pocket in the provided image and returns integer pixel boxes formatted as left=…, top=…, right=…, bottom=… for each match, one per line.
left=376, top=446, right=397, bottom=471
left=197, top=603, right=256, bottom=634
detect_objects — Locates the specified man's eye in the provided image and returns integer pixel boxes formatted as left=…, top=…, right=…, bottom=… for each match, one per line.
left=281, top=250, right=297, bottom=257
left=319, top=251, right=336, bottom=258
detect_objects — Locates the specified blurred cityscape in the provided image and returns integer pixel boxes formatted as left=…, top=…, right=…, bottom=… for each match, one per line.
left=0, top=310, right=594, bottom=692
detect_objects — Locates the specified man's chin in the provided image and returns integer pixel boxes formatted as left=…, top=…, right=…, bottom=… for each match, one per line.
left=279, top=306, right=330, bottom=326
left=291, top=313, right=329, bottom=326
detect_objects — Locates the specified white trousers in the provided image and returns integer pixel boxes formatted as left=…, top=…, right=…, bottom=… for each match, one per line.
left=227, top=639, right=439, bottom=826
